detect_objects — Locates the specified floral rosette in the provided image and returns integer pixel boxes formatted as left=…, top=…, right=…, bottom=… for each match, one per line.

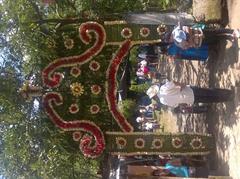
left=73, top=131, right=82, bottom=141
left=64, top=38, right=74, bottom=49
left=116, top=137, right=127, bottom=149
left=69, top=104, right=79, bottom=114
left=190, top=137, right=203, bottom=150
left=70, top=67, right=81, bottom=78
left=121, top=27, right=133, bottom=39
left=134, top=138, right=145, bottom=149
left=140, top=27, right=150, bottom=38
left=91, top=85, right=101, bottom=95
left=70, top=82, right=84, bottom=97
left=151, top=138, right=163, bottom=149
left=172, top=137, right=183, bottom=149
left=90, top=104, right=100, bottom=114
left=157, top=24, right=167, bottom=35
left=89, top=60, right=100, bottom=71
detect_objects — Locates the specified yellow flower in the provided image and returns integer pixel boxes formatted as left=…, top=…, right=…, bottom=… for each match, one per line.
left=70, top=82, right=84, bottom=97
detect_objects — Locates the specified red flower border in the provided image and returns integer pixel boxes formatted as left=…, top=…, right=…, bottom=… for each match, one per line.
left=106, top=40, right=134, bottom=132
left=43, top=92, right=105, bottom=158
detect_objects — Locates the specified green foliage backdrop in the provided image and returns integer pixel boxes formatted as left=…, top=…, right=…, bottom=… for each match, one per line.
left=0, top=0, right=181, bottom=178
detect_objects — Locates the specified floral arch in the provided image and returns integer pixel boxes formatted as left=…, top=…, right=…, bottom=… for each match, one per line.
left=28, top=20, right=214, bottom=158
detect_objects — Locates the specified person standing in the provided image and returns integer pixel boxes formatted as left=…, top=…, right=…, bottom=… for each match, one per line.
left=171, top=22, right=240, bottom=50
left=146, top=81, right=233, bottom=108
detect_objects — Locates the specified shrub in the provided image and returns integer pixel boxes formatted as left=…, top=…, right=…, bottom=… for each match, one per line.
left=119, top=99, right=137, bottom=119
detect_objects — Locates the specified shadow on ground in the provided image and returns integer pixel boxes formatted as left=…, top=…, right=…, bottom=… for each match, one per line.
left=160, top=38, right=239, bottom=176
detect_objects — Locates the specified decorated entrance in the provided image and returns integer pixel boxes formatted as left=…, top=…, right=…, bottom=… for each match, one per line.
left=20, top=20, right=214, bottom=158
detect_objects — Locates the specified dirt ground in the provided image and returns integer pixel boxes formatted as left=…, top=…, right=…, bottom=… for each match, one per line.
left=159, top=1, right=240, bottom=178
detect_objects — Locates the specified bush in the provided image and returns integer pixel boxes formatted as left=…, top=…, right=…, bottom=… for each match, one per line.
left=130, top=83, right=151, bottom=93
left=119, top=99, right=137, bottom=119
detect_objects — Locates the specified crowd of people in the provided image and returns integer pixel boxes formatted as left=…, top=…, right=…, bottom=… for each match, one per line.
left=145, top=23, right=238, bottom=112
left=128, top=22, right=239, bottom=177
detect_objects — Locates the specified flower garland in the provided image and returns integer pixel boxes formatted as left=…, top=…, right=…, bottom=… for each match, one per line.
left=106, top=40, right=134, bottom=132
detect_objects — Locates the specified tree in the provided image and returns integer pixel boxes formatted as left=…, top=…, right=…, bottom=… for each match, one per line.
left=0, top=0, right=181, bottom=178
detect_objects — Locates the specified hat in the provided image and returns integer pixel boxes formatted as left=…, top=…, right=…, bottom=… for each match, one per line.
left=138, top=53, right=147, bottom=59
left=136, top=117, right=144, bottom=123
left=172, top=27, right=187, bottom=43
left=146, top=85, right=160, bottom=99
left=140, top=60, right=147, bottom=67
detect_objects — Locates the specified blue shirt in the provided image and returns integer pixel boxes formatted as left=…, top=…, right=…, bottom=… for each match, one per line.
left=168, top=43, right=208, bottom=61
left=165, top=163, right=189, bottom=177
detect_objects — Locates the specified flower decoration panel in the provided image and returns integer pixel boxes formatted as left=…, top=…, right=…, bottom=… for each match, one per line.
left=41, top=20, right=213, bottom=158
left=106, top=132, right=214, bottom=156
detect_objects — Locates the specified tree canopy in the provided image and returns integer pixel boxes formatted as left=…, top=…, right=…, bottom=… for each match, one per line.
left=0, top=0, right=184, bottom=178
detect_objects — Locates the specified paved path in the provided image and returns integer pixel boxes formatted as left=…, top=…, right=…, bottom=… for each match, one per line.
left=214, top=1, right=240, bottom=178
left=159, top=1, right=240, bottom=176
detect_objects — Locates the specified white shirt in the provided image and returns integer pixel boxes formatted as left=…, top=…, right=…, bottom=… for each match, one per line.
left=136, top=117, right=144, bottom=123
left=144, top=122, right=153, bottom=130
left=157, top=81, right=194, bottom=107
